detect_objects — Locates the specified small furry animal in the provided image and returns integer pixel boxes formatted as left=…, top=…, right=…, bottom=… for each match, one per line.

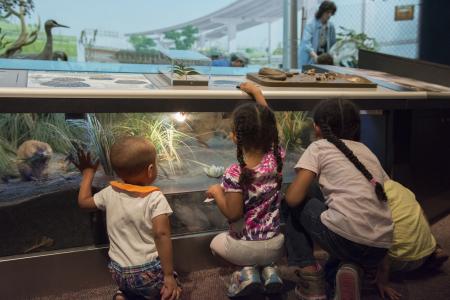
left=17, top=140, right=53, bottom=181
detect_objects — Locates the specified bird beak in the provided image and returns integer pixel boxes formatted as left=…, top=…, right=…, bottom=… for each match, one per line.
left=55, top=23, right=70, bottom=28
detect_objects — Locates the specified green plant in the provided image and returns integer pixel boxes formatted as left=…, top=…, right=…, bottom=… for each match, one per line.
left=128, top=34, right=156, bottom=52
left=0, top=113, right=81, bottom=153
left=331, top=26, right=379, bottom=67
left=0, top=136, right=16, bottom=177
left=172, top=63, right=199, bottom=80
left=0, top=0, right=34, bottom=17
left=0, top=113, right=82, bottom=178
left=0, top=27, right=10, bottom=49
left=164, top=25, right=198, bottom=50
left=68, top=113, right=196, bottom=177
left=336, top=26, right=379, bottom=51
left=276, top=111, right=313, bottom=150
left=30, top=114, right=83, bottom=153
left=69, top=114, right=117, bottom=176
left=116, top=114, right=195, bottom=176
left=0, top=113, right=33, bottom=147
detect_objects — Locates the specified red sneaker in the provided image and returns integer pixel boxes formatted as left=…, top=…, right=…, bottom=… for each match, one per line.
left=335, top=264, right=361, bottom=300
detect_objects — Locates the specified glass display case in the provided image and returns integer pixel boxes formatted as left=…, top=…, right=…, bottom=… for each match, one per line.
left=0, top=111, right=313, bottom=257
left=1, top=63, right=449, bottom=300
left=158, top=50, right=212, bottom=86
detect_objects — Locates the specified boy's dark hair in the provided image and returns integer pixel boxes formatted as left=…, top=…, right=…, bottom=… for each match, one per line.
left=313, top=99, right=387, bottom=202
left=110, top=136, right=155, bottom=178
left=232, top=102, right=283, bottom=189
left=315, top=1, right=337, bottom=19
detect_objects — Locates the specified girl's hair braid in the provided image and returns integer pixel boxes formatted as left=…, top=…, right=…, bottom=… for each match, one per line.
left=232, top=102, right=283, bottom=189
left=268, top=109, right=283, bottom=190
left=314, top=99, right=387, bottom=202
left=235, top=115, right=254, bottom=187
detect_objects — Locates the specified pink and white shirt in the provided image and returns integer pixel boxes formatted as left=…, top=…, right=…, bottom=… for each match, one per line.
left=221, top=148, right=285, bottom=241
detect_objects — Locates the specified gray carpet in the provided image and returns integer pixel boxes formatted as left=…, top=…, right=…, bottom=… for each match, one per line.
left=33, top=213, right=450, bottom=300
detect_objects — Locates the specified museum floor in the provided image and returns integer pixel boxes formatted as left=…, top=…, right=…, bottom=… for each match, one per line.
left=32, top=192, right=450, bottom=300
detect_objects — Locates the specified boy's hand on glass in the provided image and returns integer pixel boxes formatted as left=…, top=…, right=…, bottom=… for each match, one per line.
left=206, top=184, right=223, bottom=199
left=71, top=149, right=99, bottom=174
left=160, top=275, right=181, bottom=300
left=239, top=82, right=262, bottom=98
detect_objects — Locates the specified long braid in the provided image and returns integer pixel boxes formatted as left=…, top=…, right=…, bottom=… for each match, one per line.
left=235, top=116, right=254, bottom=187
left=232, top=102, right=285, bottom=190
left=320, top=121, right=387, bottom=202
left=269, top=110, right=283, bottom=190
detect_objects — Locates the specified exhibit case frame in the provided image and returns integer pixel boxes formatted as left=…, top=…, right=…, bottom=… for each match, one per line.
left=0, top=60, right=449, bottom=298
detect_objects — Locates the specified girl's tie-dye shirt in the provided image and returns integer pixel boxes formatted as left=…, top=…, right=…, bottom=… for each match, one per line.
left=221, top=148, right=285, bottom=241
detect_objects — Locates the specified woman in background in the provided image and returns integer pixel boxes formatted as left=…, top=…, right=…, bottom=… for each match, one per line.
left=299, top=1, right=337, bottom=68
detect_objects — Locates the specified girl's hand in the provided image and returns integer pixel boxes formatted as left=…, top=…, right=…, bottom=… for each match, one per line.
left=206, top=184, right=223, bottom=199
left=376, top=282, right=402, bottom=300
left=239, top=82, right=268, bottom=107
left=239, top=82, right=262, bottom=97
left=160, top=275, right=181, bottom=300
left=71, top=149, right=99, bottom=174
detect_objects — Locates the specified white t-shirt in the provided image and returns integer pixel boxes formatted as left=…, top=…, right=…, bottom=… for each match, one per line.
left=94, top=186, right=173, bottom=267
left=296, top=139, right=393, bottom=248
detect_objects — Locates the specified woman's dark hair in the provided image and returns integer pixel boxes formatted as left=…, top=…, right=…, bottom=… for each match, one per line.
left=232, top=102, right=283, bottom=189
left=315, top=1, right=337, bottom=19
left=313, top=99, right=387, bottom=202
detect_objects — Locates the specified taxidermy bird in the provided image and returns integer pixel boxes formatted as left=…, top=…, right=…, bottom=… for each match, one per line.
left=17, top=20, right=70, bottom=61
left=36, top=19, right=69, bottom=60
left=17, top=140, right=53, bottom=181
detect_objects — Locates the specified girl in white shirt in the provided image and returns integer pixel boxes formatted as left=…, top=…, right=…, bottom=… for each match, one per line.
left=284, top=98, right=393, bottom=300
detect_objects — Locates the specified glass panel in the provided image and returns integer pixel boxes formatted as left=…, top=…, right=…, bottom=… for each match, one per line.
left=300, top=0, right=420, bottom=68
left=0, top=112, right=314, bottom=257
left=0, top=0, right=284, bottom=70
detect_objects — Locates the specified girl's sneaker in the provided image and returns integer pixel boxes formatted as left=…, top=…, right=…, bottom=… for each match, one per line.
left=112, top=290, right=126, bottom=300
left=334, top=264, right=361, bottom=300
left=261, top=265, right=284, bottom=294
left=227, top=266, right=263, bottom=298
left=294, top=265, right=327, bottom=300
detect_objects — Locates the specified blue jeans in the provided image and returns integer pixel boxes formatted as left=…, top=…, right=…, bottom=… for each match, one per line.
left=285, top=195, right=387, bottom=279
left=109, top=259, right=165, bottom=300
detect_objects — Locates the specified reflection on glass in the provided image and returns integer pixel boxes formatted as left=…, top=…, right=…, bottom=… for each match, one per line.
left=0, top=0, right=285, bottom=68
left=0, top=112, right=314, bottom=257
left=0, top=0, right=420, bottom=73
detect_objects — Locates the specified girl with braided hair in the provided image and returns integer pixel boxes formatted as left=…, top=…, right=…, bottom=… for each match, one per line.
left=284, top=99, right=394, bottom=300
left=207, top=82, right=285, bottom=298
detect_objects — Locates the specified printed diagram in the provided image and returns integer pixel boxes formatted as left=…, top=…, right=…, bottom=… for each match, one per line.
left=27, top=71, right=154, bottom=89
